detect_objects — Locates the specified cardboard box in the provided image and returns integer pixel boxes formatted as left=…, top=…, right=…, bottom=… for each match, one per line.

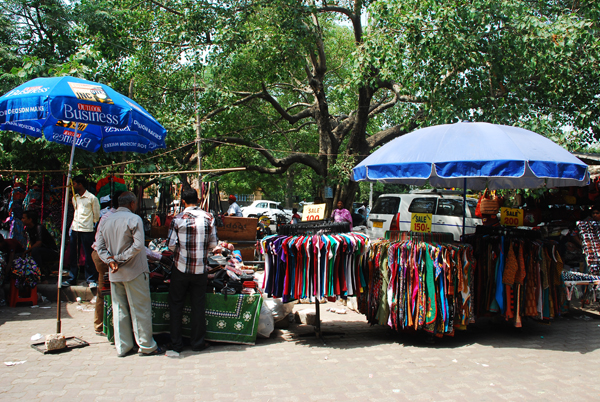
left=217, top=217, right=258, bottom=241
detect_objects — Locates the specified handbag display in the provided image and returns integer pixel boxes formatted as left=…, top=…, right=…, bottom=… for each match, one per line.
left=479, top=189, right=501, bottom=215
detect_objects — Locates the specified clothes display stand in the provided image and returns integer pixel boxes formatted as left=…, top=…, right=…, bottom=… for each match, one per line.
left=577, top=221, right=600, bottom=275
left=361, top=232, right=475, bottom=336
left=260, top=221, right=368, bottom=343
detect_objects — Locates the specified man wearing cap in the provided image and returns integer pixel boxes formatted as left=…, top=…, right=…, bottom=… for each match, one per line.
left=226, top=195, right=243, bottom=217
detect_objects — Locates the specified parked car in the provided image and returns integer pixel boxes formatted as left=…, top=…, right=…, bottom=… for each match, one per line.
left=366, top=190, right=481, bottom=241
left=241, top=200, right=296, bottom=221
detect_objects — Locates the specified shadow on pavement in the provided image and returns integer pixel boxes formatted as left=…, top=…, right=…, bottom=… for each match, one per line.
left=254, top=310, right=600, bottom=355
left=0, top=302, right=75, bottom=327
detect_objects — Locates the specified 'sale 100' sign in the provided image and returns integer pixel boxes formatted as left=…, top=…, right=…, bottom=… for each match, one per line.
left=302, top=204, right=326, bottom=221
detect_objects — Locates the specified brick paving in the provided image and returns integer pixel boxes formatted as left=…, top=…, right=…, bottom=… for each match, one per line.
left=1, top=299, right=600, bottom=401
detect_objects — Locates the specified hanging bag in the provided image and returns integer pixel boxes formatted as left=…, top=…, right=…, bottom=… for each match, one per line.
left=480, top=190, right=501, bottom=215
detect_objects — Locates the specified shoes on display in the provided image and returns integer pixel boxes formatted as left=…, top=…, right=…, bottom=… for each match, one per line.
left=61, top=281, right=71, bottom=287
left=88, top=282, right=98, bottom=289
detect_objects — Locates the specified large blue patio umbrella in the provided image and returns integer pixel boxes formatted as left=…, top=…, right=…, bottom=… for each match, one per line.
left=353, top=122, right=588, bottom=189
left=352, top=122, right=589, bottom=235
left=0, top=76, right=167, bottom=332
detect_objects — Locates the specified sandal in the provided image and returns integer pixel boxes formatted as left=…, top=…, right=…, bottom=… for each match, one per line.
left=140, top=346, right=164, bottom=356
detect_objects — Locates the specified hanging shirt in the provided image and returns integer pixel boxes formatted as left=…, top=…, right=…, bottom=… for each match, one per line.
left=71, top=190, right=100, bottom=232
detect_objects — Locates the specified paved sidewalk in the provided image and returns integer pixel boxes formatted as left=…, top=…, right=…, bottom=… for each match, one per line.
left=1, top=299, right=600, bottom=402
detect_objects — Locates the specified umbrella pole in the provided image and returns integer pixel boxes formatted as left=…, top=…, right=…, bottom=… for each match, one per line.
left=56, top=127, right=78, bottom=333
left=462, top=178, right=467, bottom=240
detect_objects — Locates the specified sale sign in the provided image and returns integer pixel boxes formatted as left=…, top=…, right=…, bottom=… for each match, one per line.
left=302, top=203, right=326, bottom=221
left=411, top=213, right=432, bottom=233
left=500, top=207, right=523, bottom=226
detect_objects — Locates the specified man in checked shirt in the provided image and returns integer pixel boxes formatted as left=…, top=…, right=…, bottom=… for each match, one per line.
left=167, top=188, right=218, bottom=353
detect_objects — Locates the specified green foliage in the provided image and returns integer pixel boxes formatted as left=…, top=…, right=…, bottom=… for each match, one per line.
left=1, top=0, right=599, bottom=202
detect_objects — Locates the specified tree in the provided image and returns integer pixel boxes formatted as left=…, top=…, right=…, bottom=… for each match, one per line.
left=100, top=0, right=599, bottom=208
left=3, top=0, right=600, bottom=208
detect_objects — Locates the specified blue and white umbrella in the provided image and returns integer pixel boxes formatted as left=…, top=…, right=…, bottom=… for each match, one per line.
left=0, top=76, right=166, bottom=152
left=0, top=76, right=168, bottom=332
left=352, top=122, right=588, bottom=190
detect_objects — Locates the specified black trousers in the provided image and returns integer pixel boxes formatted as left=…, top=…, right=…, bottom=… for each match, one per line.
left=168, top=268, right=208, bottom=351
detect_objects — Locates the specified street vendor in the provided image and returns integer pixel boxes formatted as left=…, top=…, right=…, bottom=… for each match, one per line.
left=225, top=194, right=243, bottom=217
left=331, top=200, right=353, bottom=231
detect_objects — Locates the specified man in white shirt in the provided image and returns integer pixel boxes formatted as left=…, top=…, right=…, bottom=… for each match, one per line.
left=64, top=175, right=100, bottom=287
left=225, top=194, right=243, bottom=217
left=97, top=192, right=162, bottom=357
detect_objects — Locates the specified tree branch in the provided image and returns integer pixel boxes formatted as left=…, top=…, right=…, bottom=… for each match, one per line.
left=147, top=0, right=184, bottom=16
left=260, top=84, right=315, bottom=124
left=367, top=109, right=423, bottom=148
left=214, top=136, right=324, bottom=175
left=369, top=81, right=426, bottom=117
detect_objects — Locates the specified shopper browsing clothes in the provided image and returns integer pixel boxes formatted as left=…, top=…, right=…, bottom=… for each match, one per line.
left=331, top=200, right=353, bottom=231
left=225, top=194, right=243, bottom=217
left=97, top=192, right=163, bottom=357
left=168, top=188, right=218, bottom=353
left=64, top=175, right=100, bottom=288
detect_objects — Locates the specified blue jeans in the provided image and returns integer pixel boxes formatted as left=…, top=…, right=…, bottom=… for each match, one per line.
left=68, top=230, right=96, bottom=284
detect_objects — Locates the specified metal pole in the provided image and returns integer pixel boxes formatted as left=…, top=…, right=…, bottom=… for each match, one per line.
left=194, top=74, right=202, bottom=184
left=197, top=113, right=201, bottom=179
left=56, top=126, right=78, bottom=333
left=369, top=182, right=373, bottom=209
left=462, top=177, right=467, bottom=240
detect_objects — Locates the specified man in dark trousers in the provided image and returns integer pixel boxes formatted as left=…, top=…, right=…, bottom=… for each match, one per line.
left=167, top=188, right=218, bottom=352
left=65, top=175, right=100, bottom=287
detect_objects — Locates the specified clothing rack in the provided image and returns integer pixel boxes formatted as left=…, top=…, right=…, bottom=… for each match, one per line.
left=474, top=225, right=542, bottom=239
left=385, top=230, right=454, bottom=244
left=261, top=222, right=356, bottom=344
left=277, top=221, right=350, bottom=236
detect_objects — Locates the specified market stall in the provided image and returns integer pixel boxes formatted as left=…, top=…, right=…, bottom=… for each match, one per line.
left=351, top=122, right=591, bottom=335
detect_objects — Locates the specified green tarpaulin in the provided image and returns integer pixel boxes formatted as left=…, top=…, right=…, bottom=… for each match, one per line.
left=104, top=292, right=262, bottom=345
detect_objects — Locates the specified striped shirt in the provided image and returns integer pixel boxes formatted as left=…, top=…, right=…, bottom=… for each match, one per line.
left=167, top=206, right=218, bottom=274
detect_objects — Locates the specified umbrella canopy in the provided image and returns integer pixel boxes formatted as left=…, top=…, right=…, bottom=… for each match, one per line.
left=352, top=122, right=589, bottom=190
left=0, top=76, right=168, bottom=333
left=0, top=76, right=166, bottom=152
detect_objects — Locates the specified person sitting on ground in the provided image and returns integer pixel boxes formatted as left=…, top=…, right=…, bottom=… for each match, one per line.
left=331, top=200, right=353, bottom=231
left=0, top=233, right=26, bottom=302
left=225, top=195, right=243, bottom=217
left=0, top=233, right=25, bottom=270
left=22, top=210, right=58, bottom=279
left=292, top=208, right=301, bottom=224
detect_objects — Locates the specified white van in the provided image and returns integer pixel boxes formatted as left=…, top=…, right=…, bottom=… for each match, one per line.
left=366, top=191, right=482, bottom=241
